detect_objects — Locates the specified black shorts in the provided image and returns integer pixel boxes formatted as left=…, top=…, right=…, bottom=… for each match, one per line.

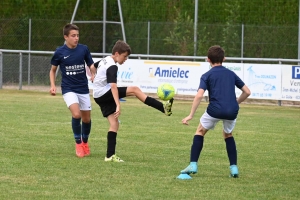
left=94, top=87, right=127, bottom=117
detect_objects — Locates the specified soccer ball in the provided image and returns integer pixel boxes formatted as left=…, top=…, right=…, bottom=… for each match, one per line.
left=157, top=83, right=175, bottom=101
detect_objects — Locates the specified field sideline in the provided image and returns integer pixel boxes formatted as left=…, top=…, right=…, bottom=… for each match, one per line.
left=0, top=89, right=299, bottom=199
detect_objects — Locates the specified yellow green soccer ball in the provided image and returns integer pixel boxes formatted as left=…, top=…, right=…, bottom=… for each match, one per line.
left=157, top=83, right=175, bottom=101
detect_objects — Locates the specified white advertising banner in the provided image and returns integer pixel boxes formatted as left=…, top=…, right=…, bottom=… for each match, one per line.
left=243, top=64, right=281, bottom=100
left=116, top=60, right=209, bottom=96
left=281, top=65, right=300, bottom=101
left=223, top=62, right=244, bottom=97
left=90, top=58, right=300, bottom=102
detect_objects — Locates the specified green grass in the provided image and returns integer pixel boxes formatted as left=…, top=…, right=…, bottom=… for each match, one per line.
left=0, top=89, right=299, bottom=200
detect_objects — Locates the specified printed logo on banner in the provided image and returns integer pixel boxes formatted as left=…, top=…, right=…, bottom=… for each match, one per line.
left=292, top=66, right=300, bottom=79
left=247, top=66, right=276, bottom=91
left=149, top=67, right=189, bottom=78
left=117, top=68, right=134, bottom=83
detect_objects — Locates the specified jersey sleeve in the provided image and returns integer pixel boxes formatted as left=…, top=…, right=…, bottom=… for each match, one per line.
left=50, top=49, right=60, bottom=66
left=106, top=65, right=118, bottom=83
left=199, top=74, right=208, bottom=91
left=234, top=74, right=245, bottom=89
left=84, top=46, right=94, bottom=67
left=94, top=60, right=101, bottom=68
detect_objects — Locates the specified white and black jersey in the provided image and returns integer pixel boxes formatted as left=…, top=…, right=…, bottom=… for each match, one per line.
left=93, top=56, right=118, bottom=98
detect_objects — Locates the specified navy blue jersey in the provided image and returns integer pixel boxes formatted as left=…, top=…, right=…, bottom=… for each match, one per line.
left=199, top=66, right=245, bottom=120
left=51, top=44, right=94, bottom=94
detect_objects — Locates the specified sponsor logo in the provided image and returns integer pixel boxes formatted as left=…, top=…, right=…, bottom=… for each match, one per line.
left=292, top=66, right=300, bottom=79
left=149, top=67, right=189, bottom=78
left=64, top=55, right=70, bottom=59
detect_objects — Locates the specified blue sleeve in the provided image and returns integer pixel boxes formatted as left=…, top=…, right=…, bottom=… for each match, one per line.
left=50, top=50, right=60, bottom=66
left=84, top=46, right=94, bottom=67
left=199, top=74, right=208, bottom=91
left=235, top=74, right=245, bottom=89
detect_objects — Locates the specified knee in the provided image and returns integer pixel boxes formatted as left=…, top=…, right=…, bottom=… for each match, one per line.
left=223, top=131, right=233, bottom=139
left=82, top=118, right=91, bottom=124
left=110, top=122, right=119, bottom=132
left=196, top=124, right=208, bottom=136
left=72, top=113, right=81, bottom=119
left=132, top=86, right=141, bottom=93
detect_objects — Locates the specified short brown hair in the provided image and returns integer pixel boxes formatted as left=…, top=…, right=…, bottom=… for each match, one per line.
left=207, top=45, right=225, bottom=64
left=63, top=23, right=79, bottom=36
left=112, top=40, right=131, bottom=55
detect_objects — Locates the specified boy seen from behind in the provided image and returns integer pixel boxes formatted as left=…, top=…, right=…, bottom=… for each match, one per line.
left=178, top=45, right=251, bottom=179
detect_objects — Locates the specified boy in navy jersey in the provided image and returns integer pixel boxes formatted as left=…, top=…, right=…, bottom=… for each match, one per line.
left=92, top=40, right=173, bottom=162
left=178, top=45, right=251, bottom=179
left=49, top=24, right=96, bottom=158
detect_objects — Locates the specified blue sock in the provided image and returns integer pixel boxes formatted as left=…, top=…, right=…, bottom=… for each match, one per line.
left=82, top=120, right=91, bottom=143
left=190, top=135, right=204, bottom=162
left=72, top=117, right=82, bottom=144
left=225, top=137, right=237, bottom=165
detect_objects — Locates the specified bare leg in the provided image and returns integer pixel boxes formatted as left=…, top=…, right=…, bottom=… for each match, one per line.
left=126, top=86, right=147, bottom=102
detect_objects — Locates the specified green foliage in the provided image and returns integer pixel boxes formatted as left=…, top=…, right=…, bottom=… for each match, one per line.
left=164, top=8, right=195, bottom=55
left=163, top=7, right=211, bottom=56
left=0, top=90, right=299, bottom=199
left=222, top=0, right=241, bottom=57
left=0, top=0, right=299, bottom=58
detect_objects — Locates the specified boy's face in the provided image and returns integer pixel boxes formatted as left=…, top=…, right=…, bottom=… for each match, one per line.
left=115, top=52, right=129, bottom=65
left=64, top=30, right=79, bottom=48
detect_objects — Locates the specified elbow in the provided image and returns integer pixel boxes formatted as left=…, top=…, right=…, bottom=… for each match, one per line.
left=246, top=89, right=251, bottom=97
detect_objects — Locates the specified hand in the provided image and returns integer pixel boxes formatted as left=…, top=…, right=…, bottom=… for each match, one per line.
left=90, top=74, right=95, bottom=82
left=50, top=87, right=56, bottom=96
left=182, top=115, right=193, bottom=125
left=114, top=105, right=121, bottom=118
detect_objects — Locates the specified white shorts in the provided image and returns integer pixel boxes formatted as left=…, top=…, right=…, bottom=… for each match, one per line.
left=63, top=92, right=91, bottom=111
left=200, top=111, right=236, bottom=134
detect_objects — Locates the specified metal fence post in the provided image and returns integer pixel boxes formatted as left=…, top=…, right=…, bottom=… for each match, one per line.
left=147, top=21, right=150, bottom=59
left=278, top=60, right=282, bottom=106
left=241, top=24, right=244, bottom=63
left=28, top=18, right=31, bottom=85
left=19, top=52, right=22, bottom=90
left=0, top=51, right=2, bottom=89
left=194, top=0, right=198, bottom=57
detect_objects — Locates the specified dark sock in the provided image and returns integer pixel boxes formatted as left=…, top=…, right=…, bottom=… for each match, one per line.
left=72, top=117, right=82, bottom=144
left=107, top=131, right=117, bottom=158
left=82, top=120, right=91, bottom=143
left=144, top=96, right=164, bottom=113
left=190, top=135, right=204, bottom=162
left=225, top=137, right=237, bottom=165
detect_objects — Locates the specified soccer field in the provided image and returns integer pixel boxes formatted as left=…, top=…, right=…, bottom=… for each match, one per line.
left=0, top=89, right=299, bottom=199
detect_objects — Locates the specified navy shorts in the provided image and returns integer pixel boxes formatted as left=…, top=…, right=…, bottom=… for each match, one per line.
left=94, top=87, right=127, bottom=117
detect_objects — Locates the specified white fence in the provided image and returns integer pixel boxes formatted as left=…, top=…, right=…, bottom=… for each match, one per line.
left=1, top=49, right=300, bottom=105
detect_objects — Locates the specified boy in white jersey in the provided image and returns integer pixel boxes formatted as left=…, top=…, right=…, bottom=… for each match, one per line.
left=49, top=24, right=97, bottom=158
left=92, top=40, right=173, bottom=162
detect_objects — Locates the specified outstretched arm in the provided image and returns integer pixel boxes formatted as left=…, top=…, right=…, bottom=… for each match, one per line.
left=182, top=89, right=205, bottom=125
left=237, top=85, right=251, bottom=104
